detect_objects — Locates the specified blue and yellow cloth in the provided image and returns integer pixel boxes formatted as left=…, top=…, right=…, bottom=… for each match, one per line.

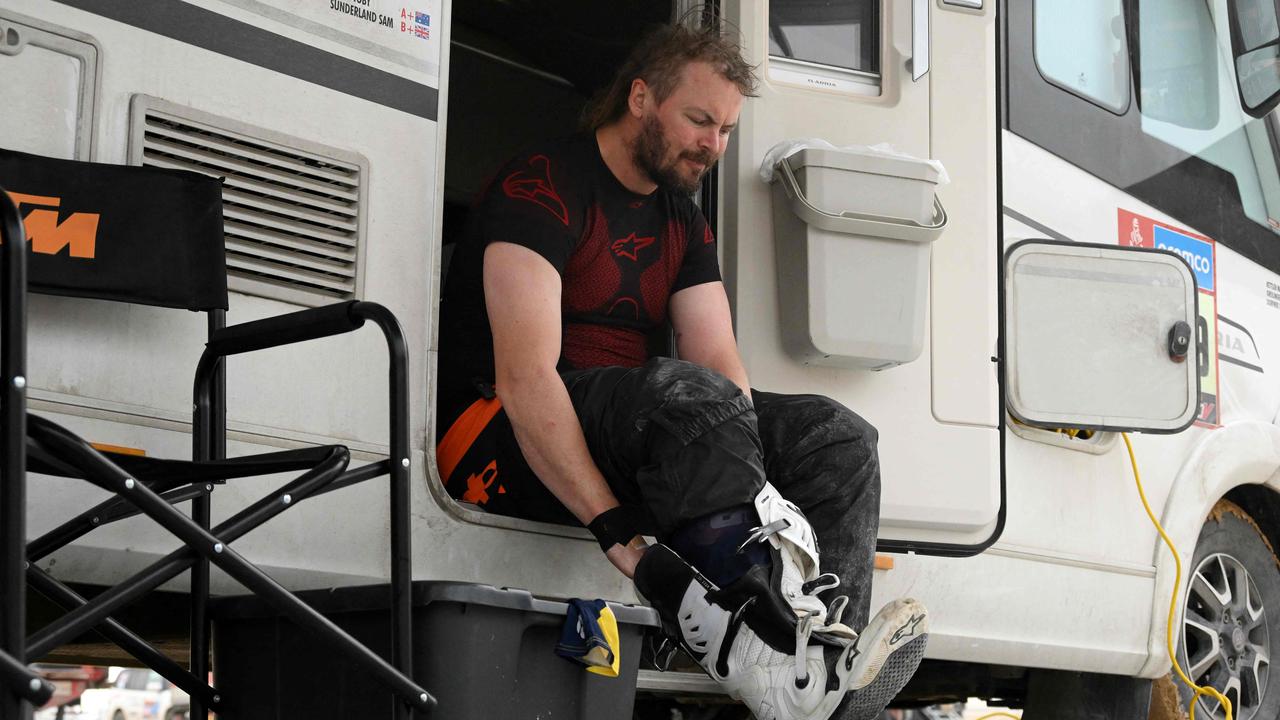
left=555, top=599, right=621, bottom=677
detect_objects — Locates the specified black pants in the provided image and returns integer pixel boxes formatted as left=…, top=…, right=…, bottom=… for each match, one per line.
left=436, top=357, right=881, bottom=628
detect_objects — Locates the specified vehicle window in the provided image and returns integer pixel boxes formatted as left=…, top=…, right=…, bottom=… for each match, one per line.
left=768, top=0, right=879, bottom=75
left=1007, top=0, right=1280, bottom=273
left=1137, top=0, right=1280, bottom=234
left=1033, top=0, right=1129, bottom=113
left=1137, top=0, right=1218, bottom=128
left=0, top=14, right=98, bottom=160
left=117, top=669, right=150, bottom=690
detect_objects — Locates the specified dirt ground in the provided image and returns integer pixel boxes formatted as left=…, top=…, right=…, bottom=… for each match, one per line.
left=955, top=676, right=1190, bottom=720
left=1147, top=675, right=1190, bottom=720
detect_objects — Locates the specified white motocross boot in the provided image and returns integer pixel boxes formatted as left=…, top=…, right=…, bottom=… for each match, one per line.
left=638, top=483, right=924, bottom=719
left=635, top=543, right=860, bottom=720
left=742, top=482, right=931, bottom=720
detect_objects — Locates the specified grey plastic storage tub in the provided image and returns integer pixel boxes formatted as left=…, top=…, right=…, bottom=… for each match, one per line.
left=771, top=146, right=947, bottom=370
left=210, top=581, right=660, bottom=720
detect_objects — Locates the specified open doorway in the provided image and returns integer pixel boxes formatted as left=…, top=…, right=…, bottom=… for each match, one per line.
left=435, top=1, right=682, bottom=519
left=440, top=1, right=677, bottom=255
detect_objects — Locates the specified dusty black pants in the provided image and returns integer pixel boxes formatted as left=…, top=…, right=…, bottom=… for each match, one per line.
left=436, top=357, right=881, bottom=628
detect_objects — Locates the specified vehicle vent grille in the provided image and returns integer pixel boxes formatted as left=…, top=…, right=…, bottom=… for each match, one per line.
left=132, top=100, right=365, bottom=305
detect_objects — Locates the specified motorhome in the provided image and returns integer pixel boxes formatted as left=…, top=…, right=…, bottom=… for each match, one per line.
left=2, top=1, right=1279, bottom=719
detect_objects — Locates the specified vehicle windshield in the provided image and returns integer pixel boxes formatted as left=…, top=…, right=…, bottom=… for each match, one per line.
left=1135, top=0, right=1280, bottom=235
left=1038, top=0, right=1280, bottom=237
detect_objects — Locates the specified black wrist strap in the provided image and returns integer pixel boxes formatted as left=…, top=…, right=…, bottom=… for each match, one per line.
left=588, top=505, right=642, bottom=553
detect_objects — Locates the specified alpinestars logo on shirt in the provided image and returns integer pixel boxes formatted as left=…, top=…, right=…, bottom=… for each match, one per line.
left=611, top=232, right=655, bottom=261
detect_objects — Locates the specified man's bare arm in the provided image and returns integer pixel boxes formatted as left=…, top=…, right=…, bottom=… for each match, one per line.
left=669, top=281, right=750, bottom=396
left=484, top=241, right=645, bottom=577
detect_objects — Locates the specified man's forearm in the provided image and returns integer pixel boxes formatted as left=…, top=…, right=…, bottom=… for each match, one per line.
left=697, top=348, right=751, bottom=399
left=497, top=370, right=618, bottom=525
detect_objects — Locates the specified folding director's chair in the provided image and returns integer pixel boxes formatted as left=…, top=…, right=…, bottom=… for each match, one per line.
left=0, top=148, right=434, bottom=719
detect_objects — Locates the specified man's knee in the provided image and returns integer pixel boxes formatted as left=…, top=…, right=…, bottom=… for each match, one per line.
left=637, top=357, right=743, bottom=403
left=795, top=394, right=879, bottom=459
left=635, top=357, right=755, bottom=448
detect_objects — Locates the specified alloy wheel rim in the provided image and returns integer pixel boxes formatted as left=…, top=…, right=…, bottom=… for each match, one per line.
left=1182, top=552, right=1271, bottom=720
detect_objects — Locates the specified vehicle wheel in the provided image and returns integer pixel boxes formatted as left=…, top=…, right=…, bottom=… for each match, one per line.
left=1175, top=501, right=1280, bottom=720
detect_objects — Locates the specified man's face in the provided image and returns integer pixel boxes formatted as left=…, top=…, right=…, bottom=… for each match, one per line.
left=632, top=61, right=744, bottom=195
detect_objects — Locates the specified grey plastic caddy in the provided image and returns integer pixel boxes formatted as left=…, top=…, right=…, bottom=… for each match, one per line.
left=771, top=146, right=948, bottom=370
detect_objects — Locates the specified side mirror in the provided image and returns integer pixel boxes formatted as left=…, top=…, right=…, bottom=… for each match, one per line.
left=1227, top=0, right=1280, bottom=117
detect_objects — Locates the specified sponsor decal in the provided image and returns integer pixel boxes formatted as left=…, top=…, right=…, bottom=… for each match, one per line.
left=1217, top=316, right=1264, bottom=374
left=1117, top=209, right=1220, bottom=427
left=5, top=192, right=100, bottom=259
left=329, top=0, right=394, bottom=28
left=401, top=8, right=431, bottom=40
left=322, top=2, right=436, bottom=45
left=611, top=232, right=655, bottom=261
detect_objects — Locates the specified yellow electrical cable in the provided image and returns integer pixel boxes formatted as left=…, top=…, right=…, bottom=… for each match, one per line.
left=1124, top=432, right=1233, bottom=720
left=973, top=712, right=1022, bottom=719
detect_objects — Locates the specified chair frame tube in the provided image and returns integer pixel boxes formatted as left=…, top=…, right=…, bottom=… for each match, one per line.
left=193, top=300, right=416, bottom=719
left=22, top=458, right=391, bottom=712
left=24, top=432, right=346, bottom=656
left=27, top=482, right=211, bottom=563
left=3, top=177, right=424, bottom=715
left=22, top=428, right=433, bottom=711
left=0, top=649, right=51, bottom=707
left=1, top=189, right=30, bottom=719
left=25, top=566, right=219, bottom=708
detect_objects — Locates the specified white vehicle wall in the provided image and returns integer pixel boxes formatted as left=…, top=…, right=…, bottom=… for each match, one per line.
left=991, top=0, right=1280, bottom=687
left=4, top=0, right=1280, bottom=713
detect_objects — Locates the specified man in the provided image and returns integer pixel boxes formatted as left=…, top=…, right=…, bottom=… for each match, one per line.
left=436, top=20, right=928, bottom=720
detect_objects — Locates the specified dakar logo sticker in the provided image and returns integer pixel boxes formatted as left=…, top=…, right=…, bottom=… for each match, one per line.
left=502, top=155, right=569, bottom=226
left=5, top=192, right=99, bottom=259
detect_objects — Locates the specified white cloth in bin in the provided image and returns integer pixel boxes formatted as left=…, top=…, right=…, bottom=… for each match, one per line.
left=758, top=139, right=950, bottom=186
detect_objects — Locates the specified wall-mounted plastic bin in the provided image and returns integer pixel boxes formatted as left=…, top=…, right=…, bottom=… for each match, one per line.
left=211, top=581, right=660, bottom=720
left=771, top=146, right=948, bottom=369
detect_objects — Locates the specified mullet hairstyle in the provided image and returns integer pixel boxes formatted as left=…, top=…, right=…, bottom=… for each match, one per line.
left=582, top=20, right=759, bottom=131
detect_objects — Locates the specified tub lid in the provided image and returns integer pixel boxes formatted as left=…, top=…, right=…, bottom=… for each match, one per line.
left=210, top=581, right=662, bottom=627
left=786, top=146, right=941, bottom=183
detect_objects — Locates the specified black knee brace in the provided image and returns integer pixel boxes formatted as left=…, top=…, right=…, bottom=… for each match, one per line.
left=668, top=504, right=772, bottom=587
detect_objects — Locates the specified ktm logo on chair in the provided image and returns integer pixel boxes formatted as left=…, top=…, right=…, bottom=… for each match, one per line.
left=5, top=192, right=100, bottom=259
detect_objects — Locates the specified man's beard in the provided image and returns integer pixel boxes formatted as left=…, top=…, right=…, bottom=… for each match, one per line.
left=633, top=114, right=716, bottom=195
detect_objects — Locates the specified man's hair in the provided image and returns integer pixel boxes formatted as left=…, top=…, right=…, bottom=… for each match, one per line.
left=582, top=19, right=758, bottom=131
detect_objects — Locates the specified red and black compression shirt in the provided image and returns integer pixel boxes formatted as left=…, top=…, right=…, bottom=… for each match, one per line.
left=437, top=133, right=721, bottom=419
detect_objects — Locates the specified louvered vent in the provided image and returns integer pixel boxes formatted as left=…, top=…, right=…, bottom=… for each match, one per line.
left=131, top=99, right=365, bottom=305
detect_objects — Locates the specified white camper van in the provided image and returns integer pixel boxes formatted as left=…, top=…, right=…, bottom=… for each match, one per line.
left=2, top=1, right=1278, bottom=719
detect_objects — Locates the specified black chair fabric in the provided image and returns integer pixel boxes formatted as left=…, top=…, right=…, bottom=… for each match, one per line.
left=0, top=148, right=228, bottom=311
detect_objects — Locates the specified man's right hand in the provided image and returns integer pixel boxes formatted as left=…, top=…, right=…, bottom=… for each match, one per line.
left=605, top=538, right=648, bottom=579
